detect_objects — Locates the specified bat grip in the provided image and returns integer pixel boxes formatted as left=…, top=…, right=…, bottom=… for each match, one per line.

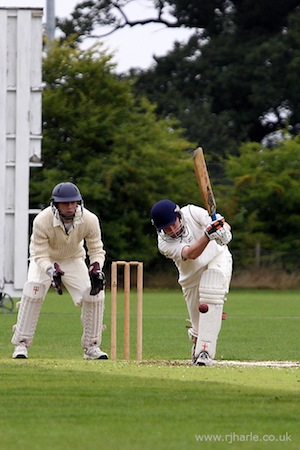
left=211, top=212, right=217, bottom=220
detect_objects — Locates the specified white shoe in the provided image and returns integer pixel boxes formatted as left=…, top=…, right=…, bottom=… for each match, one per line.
left=195, top=351, right=213, bottom=366
left=12, top=343, right=28, bottom=359
left=84, top=345, right=108, bottom=360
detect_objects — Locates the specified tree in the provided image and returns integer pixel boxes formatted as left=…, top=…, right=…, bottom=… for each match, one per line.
left=56, top=1, right=300, bottom=154
left=223, top=136, right=300, bottom=270
left=57, top=1, right=299, bottom=39
left=57, top=0, right=184, bottom=42
left=42, top=4, right=300, bottom=276
left=32, top=39, right=196, bottom=265
left=133, top=2, right=300, bottom=157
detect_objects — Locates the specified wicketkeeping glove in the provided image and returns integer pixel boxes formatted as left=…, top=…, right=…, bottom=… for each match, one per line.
left=89, top=262, right=106, bottom=295
left=46, top=262, right=65, bottom=295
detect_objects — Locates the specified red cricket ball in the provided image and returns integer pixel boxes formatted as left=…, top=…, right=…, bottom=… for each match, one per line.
left=199, top=303, right=209, bottom=313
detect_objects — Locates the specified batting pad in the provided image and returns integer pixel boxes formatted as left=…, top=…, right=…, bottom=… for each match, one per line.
left=195, top=269, right=226, bottom=359
left=11, top=282, right=46, bottom=347
left=81, top=290, right=105, bottom=349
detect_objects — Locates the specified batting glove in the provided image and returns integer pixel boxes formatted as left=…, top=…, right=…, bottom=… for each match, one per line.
left=89, top=262, right=106, bottom=296
left=215, top=223, right=232, bottom=245
left=46, top=262, right=65, bottom=295
left=205, top=217, right=232, bottom=246
left=205, top=217, right=225, bottom=240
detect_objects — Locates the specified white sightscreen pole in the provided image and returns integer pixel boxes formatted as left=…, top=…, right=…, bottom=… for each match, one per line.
left=0, top=8, right=43, bottom=298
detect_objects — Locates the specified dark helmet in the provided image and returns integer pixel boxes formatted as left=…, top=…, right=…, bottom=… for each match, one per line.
left=150, top=199, right=179, bottom=231
left=51, top=182, right=82, bottom=203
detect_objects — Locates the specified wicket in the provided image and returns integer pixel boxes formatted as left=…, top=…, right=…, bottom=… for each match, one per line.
left=110, top=261, right=143, bottom=360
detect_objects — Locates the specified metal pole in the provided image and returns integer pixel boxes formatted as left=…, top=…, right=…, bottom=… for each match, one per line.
left=46, top=0, right=56, bottom=42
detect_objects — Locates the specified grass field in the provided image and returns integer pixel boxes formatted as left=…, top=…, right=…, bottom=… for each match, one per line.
left=0, top=288, right=299, bottom=450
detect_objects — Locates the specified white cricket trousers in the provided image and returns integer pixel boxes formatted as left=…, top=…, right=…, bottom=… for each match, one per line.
left=27, top=257, right=91, bottom=306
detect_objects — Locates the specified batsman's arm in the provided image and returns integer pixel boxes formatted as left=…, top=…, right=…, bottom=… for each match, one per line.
left=181, top=235, right=210, bottom=260
left=182, top=217, right=231, bottom=259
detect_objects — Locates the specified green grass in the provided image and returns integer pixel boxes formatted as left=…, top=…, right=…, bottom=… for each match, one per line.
left=0, top=288, right=299, bottom=450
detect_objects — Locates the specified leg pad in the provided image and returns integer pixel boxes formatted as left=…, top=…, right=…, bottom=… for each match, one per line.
left=81, top=291, right=105, bottom=349
left=11, top=282, right=46, bottom=347
left=195, top=269, right=226, bottom=359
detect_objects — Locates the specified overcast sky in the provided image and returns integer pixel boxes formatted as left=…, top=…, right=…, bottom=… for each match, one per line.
left=1, top=0, right=193, bottom=72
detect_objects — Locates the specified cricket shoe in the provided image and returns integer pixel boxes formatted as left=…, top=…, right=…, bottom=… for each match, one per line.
left=12, top=342, right=28, bottom=359
left=84, top=345, right=108, bottom=360
left=195, top=351, right=213, bottom=367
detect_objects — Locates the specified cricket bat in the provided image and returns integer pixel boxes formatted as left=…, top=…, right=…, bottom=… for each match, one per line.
left=193, top=147, right=217, bottom=220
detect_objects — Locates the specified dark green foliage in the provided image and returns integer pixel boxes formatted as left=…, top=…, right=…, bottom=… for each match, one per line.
left=133, top=1, right=300, bottom=155
left=56, top=1, right=300, bottom=153
left=37, top=2, right=300, bottom=273
left=223, top=138, right=300, bottom=270
left=33, top=40, right=196, bottom=265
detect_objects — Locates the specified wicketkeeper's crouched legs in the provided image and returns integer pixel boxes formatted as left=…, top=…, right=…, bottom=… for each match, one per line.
left=12, top=282, right=46, bottom=357
left=81, top=290, right=108, bottom=359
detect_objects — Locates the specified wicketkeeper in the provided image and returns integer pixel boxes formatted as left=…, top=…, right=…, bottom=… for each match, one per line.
left=150, top=199, right=233, bottom=366
left=12, top=182, right=108, bottom=360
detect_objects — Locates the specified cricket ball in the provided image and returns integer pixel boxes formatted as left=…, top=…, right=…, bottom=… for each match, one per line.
left=199, top=303, right=209, bottom=313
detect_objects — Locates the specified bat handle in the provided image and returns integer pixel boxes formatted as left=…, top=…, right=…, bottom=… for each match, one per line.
left=211, top=213, right=217, bottom=220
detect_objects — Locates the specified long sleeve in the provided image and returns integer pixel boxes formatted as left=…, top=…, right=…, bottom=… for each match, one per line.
left=29, top=207, right=105, bottom=271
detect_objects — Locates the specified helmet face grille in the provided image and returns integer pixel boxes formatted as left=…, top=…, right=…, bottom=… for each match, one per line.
left=150, top=199, right=178, bottom=230
left=51, top=182, right=82, bottom=203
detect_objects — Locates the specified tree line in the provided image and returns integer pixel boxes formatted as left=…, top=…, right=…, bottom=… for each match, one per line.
left=31, top=1, right=300, bottom=277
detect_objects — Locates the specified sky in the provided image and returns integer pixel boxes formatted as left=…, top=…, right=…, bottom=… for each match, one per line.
left=1, top=0, right=193, bottom=72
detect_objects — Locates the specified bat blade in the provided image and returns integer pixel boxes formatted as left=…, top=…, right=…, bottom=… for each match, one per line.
left=193, top=147, right=217, bottom=219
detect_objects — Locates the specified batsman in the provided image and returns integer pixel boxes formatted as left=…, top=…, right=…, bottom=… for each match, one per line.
left=150, top=149, right=233, bottom=366
left=11, top=182, right=108, bottom=360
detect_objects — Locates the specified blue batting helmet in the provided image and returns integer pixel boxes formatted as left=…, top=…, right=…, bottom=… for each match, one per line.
left=150, top=199, right=179, bottom=231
